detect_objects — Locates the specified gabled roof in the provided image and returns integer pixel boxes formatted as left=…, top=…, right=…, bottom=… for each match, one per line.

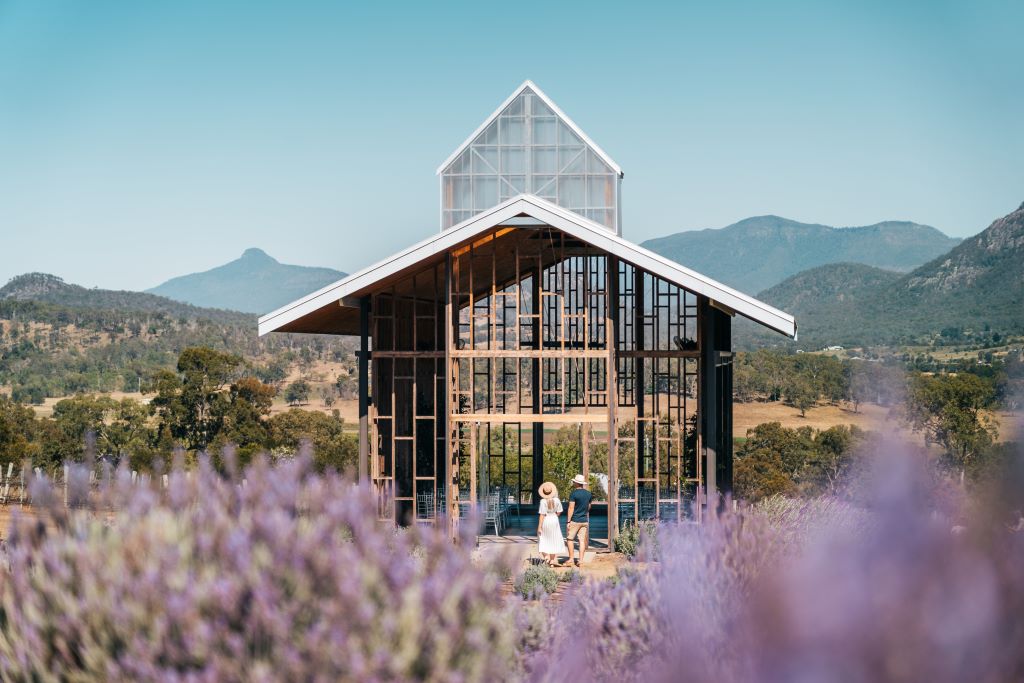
left=258, top=194, right=797, bottom=339
left=435, top=80, right=624, bottom=178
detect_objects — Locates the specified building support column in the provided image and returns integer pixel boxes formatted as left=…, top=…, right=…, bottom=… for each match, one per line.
left=531, top=265, right=544, bottom=501
left=699, top=298, right=717, bottom=513
left=606, top=256, right=619, bottom=544
left=358, top=295, right=370, bottom=484
left=445, top=253, right=459, bottom=540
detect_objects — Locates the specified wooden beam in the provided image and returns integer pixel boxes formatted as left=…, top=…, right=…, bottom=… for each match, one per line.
left=358, top=296, right=370, bottom=484
left=452, top=349, right=609, bottom=359
left=452, top=413, right=609, bottom=424
left=616, top=350, right=700, bottom=359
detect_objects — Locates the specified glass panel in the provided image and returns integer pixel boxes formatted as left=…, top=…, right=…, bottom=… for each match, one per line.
left=473, top=177, right=497, bottom=209
left=453, top=177, right=471, bottom=210
left=506, top=93, right=525, bottom=116
left=480, top=121, right=498, bottom=145
left=559, top=175, right=585, bottom=207
left=452, top=151, right=470, bottom=174
left=501, top=146, right=525, bottom=174
left=473, top=147, right=498, bottom=174
left=532, top=147, right=556, bottom=174
left=500, top=116, right=525, bottom=145
left=533, top=117, right=556, bottom=144
left=440, top=87, right=618, bottom=231
left=530, top=95, right=553, bottom=117
left=587, top=148, right=612, bottom=173
left=558, top=120, right=582, bottom=145
left=499, top=176, right=524, bottom=194
left=588, top=176, right=613, bottom=207
left=531, top=174, right=555, bottom=195
left=559, top=146, right=584, bottom=172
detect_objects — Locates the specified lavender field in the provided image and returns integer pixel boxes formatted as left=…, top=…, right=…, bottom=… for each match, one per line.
left=0, top=441, right=1022, bottom=682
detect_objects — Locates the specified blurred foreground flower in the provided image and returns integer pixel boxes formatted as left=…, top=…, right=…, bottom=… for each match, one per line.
left=0, top=452, right=514, bottom=682
left=529, top=439, right=1024, bottom=683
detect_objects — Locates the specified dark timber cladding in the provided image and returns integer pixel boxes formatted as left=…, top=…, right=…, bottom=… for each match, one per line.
left=360, top=224, right=733, bottom=539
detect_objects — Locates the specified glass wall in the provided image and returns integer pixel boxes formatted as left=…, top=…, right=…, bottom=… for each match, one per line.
left=440, top=87, right=620, bottom=233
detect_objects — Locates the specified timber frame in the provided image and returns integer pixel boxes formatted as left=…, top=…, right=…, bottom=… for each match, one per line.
left=259, top=83, right=795, bottom=543
left=351, top=223, right=736, bottom=540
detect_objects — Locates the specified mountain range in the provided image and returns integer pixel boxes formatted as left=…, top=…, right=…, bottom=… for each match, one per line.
left=4, top=203, right=1016, bottom=351
left=747, top=202, right=1024, bottom=348
left=146, top=248, right=346, bottom=315
left=641, top=216, right=961, bottom=294
left=0, top=272, right=251, bottom=325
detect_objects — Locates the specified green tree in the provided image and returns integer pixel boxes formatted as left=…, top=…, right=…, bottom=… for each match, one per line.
left=0, top=394, right=42, bottom=468
left=784, top=376, right=818, bottom=417
left=102, top=398, right=156, bottom=469
left=216, top=376, right=276, bottom=458
left=267, top=409, right=357, bottom=473
left=148, top=347, right=244, bottom=451
left=49, top=394, right=115, bottom=463
left=808, top=425, right=864, bottom=496
left=285, top=380, right=311, bottom=406
left=902, top=373, right=998, bottom=476
left=543, top=426, right=582, bottom=501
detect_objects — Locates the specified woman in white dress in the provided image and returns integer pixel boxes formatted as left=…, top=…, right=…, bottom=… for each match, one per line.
left=537, top=481, right=567, bottom=566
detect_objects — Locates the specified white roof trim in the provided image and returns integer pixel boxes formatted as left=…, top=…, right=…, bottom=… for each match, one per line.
left=434, top=80, right=624, bottom=178
left=258, top=195, right=796, bottom=339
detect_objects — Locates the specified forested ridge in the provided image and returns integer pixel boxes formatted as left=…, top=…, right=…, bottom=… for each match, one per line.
left=0, top=273, right=355, bottom=402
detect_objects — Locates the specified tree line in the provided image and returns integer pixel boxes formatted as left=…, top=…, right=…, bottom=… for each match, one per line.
left=734, top=359, right=1021, bottom=508
left=733, top=348, right=1023, bottom=415
left=0, top=347, right=357, bottom=474
left=0, top=301, right=356, bottom=403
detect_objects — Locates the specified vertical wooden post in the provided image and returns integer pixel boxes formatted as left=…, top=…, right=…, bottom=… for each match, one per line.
left=445, top=253, right=459, bottom=539
left=700, top=298, right=718, bottom=513
left=531, top=264, right=544, bottom=500
left=358, top=296, right=370, bottom=484
left=607, top=256, right=619, bottom=544
left=635, top=266, right=646, bottom=481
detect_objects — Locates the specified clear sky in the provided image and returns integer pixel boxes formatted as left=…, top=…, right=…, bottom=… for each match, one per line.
left=1, top=0, right=1021, bottom=291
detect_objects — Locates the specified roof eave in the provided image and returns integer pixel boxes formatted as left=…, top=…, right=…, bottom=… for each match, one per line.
left=258, top=195, right=797, bottom=339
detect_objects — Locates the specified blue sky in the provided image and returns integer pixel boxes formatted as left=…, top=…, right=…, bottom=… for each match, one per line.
left=1, top=0, right=1021, bottom=291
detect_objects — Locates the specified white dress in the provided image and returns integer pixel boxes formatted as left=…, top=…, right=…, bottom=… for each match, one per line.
left=538, top=498, right=567, bottom=555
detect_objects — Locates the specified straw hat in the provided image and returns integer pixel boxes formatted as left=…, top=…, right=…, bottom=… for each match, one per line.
left=538, top=481, right=558, bottom=500
left=571, top=474, right=587, bottom=487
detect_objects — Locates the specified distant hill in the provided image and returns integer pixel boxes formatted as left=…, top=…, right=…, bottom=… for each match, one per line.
left=1, top=273, right=250, bottom=324
left=147, top=248, right=346, bottom=314
left=757, top=263, right=901, bottom=318
left=742, top=203, right=1024, bottom=348
left=642, top=215, right=961, bottom=294
left=0, top=272, right=354, bottom=402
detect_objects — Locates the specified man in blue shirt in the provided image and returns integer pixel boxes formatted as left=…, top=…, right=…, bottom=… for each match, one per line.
left=566, top=474, right=593, bottom=567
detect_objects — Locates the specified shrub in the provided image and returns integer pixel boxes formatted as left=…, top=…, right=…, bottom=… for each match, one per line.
left=514, top=565, right=560, bottom=599
left=0, top=454, right=516, bottom=681
left=559, top=568, right=583, bottom=584
left=613, top=520, right=659, bottom=559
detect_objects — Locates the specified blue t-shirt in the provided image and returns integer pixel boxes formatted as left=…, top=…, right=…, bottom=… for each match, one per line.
left=568, top=487, right=592, bottom=523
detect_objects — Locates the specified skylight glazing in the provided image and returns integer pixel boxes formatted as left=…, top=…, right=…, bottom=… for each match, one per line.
left=440, top=87, right=620, bottom=233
